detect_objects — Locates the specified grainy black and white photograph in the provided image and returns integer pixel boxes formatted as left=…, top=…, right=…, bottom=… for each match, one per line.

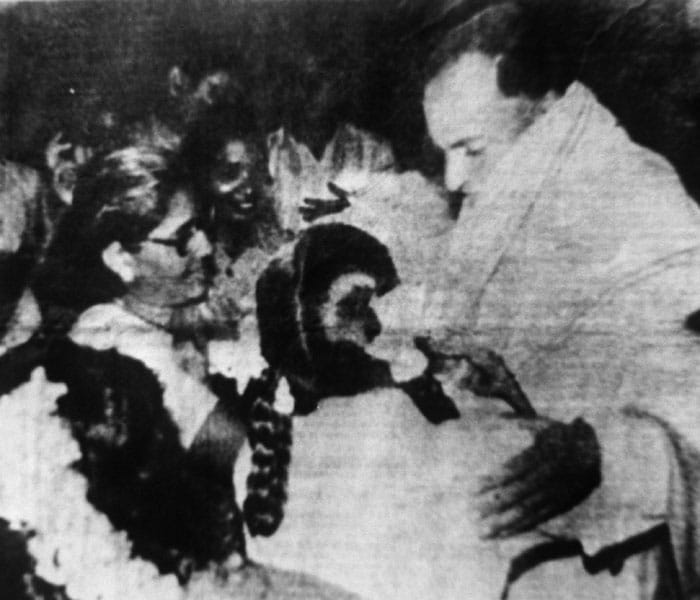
left=0, top=0, right=699, bottom=598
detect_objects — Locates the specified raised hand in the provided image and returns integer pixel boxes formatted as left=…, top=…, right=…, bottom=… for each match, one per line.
left=413, top=335, right=536, bottom=417
left=299, top=181, right=351, bottom=222
left=45, top=132, right=91, bottom=205
left=45, top=132, right=73, bottom=172
left=477, top=417, right=601, bottom=539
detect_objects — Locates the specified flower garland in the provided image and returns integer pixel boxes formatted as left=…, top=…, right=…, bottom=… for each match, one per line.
left=0, top=367, right=183, bottom=600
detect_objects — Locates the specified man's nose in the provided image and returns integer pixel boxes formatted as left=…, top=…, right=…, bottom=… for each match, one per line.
left=444, top=150, right=468, bottom=193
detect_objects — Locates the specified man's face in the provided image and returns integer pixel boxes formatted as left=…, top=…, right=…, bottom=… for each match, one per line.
left=424, top=52, right=536, bottom=196
left=208, top=139, right=262, bottom=224
left=127, top=193, right=214, bottom=308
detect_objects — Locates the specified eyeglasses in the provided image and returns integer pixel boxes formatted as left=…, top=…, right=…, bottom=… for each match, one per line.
left=146, top=218, right=199, bottom=257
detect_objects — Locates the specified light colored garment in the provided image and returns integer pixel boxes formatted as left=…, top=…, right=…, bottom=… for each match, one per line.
left=0, top=159, right=41, bottom=255
left=267, top=123, right=396, bottom=234
left=245, top=385, right=672, bottom=600
left=438, top=82, right=700, bottom=598
left=0, top=287, right=41, bottom=354
left=250, top=94, right=700, bottom=598
left=69, top=303, right=219, bottom=447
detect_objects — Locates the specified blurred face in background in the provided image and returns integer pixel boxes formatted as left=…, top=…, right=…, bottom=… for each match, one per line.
left=208, top=138, right=264, bottom=224
left=424, top=51, right=540, bottom=198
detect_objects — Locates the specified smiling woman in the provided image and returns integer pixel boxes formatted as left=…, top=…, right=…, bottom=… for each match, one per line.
left=177, top=101, right=280, bottom=261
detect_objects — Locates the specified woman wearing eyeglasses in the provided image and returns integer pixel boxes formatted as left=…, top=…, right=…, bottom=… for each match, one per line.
left=0, top=145, right=344, bottom=600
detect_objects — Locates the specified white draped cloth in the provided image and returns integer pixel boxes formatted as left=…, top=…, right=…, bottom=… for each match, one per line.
left=248, top=84, right=700, bottom=599
left=440, top=82, right=700, bottom=597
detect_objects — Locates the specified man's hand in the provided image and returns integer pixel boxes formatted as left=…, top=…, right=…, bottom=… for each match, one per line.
left=413, top=335, right=536, bottom=417
left=299, top=181, right=351, bottom=222
left=477, top=417, right=601, bottom=539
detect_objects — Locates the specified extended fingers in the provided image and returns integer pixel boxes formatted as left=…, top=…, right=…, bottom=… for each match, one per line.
left=477, top=419, right=602, bottom=539
left=46, top=132, right=73, bottom=168
left=327, top=180, right=350, bottom=200
left=477, top=449, right=537, bottom=494
left=476, top=427, right=551, bottom=493
left=481, top=494, right=566, bottom=539
left=477, top=465, right=552, bottom=519
left=299, top=195, right=351, bottom=222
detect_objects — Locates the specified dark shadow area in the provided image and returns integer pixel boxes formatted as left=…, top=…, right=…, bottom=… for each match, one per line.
left=0, top=0, right=444, bottom=174
left=4, top=0, right=700, bottom=200
left=0, top=518, right=72, bottom=600
left=495, top=0, right=700, bottom=203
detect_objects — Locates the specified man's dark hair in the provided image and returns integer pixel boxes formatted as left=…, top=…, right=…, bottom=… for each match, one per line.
left=424, top=3, right=567, bottom=100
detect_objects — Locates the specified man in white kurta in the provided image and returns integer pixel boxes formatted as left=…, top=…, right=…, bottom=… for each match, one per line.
left=245, top=49, right=700, bottom=600
left=423, top=48, right=700, bottom=598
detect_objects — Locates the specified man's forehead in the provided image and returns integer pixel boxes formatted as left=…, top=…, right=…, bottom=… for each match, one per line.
left=423, top=51, right=502, bottom=146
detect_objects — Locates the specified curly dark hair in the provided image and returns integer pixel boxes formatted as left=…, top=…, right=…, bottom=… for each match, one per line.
left=177, top=99, right=262, bottom=185
left=33, top=145, right=176, bottom=332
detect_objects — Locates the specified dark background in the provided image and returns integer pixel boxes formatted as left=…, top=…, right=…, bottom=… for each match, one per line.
left=3, top=0, right=700, bottom=198
left=0, top=0, right=445, bottom=172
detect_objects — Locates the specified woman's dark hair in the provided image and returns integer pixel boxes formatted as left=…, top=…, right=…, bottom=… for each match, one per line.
left=32, top=145, right=175, bottom=331
left=177, top=99, right=262, bottom=187
left=257, top=223, right=399, bottom=412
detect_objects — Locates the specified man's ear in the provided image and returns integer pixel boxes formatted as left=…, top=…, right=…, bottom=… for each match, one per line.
left=102, top=241, right=137, bottom=283
left=168, top=65, right=191, bottom=98
left=266, top=127, right=285, bottom=179
left=194, top=70, right=231, bottom=106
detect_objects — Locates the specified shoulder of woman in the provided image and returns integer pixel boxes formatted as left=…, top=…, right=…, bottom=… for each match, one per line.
left=68, top=302, right=171, bottom=355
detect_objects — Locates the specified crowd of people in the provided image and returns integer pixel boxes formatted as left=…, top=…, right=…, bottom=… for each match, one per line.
left=2, top=3, right=700, bottom=600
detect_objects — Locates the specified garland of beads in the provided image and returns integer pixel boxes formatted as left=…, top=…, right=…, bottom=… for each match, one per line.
left=240, top=372, right=292, bottom=537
